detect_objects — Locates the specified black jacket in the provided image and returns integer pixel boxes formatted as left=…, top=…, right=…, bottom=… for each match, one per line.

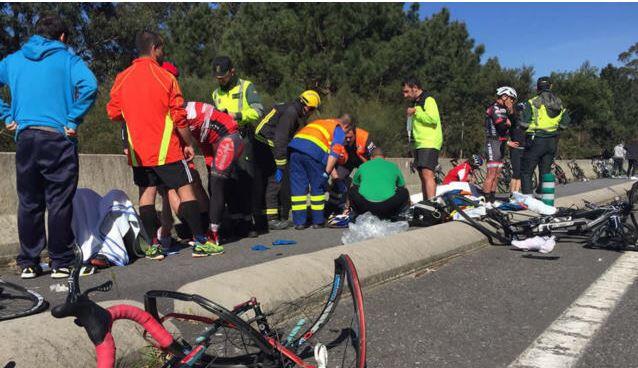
left=255, top=100, right=306, bottom=166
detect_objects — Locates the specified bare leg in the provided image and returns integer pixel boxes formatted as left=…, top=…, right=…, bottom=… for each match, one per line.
left=420, top=168, right=437, bottom=200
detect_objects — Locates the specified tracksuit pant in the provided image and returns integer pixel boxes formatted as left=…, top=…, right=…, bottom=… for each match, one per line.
left=613, top=158, right=624, bottom=176
left=521, top=135, right=557, bottom=195
left=289, top=150, right=326, bottom=226
left=15, top=129, right=78, bottom=269
left=254, top=139, right=291, bottom=221
left=349, top=186, right=410, bottom=220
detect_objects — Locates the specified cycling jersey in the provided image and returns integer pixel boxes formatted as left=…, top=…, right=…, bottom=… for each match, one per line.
left=442, top=161, right=472, bottom=184
left=485, top=102, right=511, bottom=141
left=185, top=101, right=239, bottom=167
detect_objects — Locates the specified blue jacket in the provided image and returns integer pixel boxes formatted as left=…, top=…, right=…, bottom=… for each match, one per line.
left=0, top=35, right=98, bottom=137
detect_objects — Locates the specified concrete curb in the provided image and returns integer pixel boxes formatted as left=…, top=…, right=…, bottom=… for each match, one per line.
left=0, top=181, right=632, bottom=367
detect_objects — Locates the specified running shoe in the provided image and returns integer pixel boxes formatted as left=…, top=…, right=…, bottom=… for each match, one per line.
left=192, top=241, right=224, bottom=257
left=89, top=254, right=111, bottom=269
left=145, top=244, right=165, bottom=260
left=20, top=264, right=42, bottom=279
left=51, top=267, right=71, bottom=279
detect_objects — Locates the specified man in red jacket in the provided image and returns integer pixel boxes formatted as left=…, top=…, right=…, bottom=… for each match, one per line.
left=107, top=30, right=223, bottom=258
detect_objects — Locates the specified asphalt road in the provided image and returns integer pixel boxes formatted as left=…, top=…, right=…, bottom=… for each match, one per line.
left=0, top=178, right=630, bottom=314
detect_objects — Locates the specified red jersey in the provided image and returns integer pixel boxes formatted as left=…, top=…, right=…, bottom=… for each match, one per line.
left=107, top=57, right=187, bottom=167
left=185, top=101, right=239, bottom=167
left=442, top=161, right=472, bottom=185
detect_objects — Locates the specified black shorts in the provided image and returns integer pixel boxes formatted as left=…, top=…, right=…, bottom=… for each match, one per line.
left=414, top=148, right=439, bottom=170
left=132, top=160, right=193, bottom=189
left=486, top=139, right=505, bottom=165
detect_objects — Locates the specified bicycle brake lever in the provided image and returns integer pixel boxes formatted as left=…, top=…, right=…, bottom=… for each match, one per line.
left=83, top=280, right=113, bottom=297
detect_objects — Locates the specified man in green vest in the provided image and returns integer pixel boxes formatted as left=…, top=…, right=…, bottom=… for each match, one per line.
left=211, top=56, right=265, bottom=237
left=402, top=76, right=443, bottom=201
left=519, top=76, right=570, bottom=195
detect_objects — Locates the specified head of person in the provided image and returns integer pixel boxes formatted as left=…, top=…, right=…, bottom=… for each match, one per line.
left=35, top=15, right=69, bottom=43
left=536, top=76, right=552, bottom=93
left=469, top=154, right=483, bottom=169
left=340, top=113, right=357, bottom=146
left=496, top=86, right=517, bottom=110
left=299, top=90, right=321, bottom=117
left=136, top=30, right=165, bottom=64
left=338, top=113, right=355, bottom=135
left=212, top=56, right=235, bottom=87
left=161, top=61, right=179, bottom=79
left=401, top=77, right=423, bottom=102
left=370, top=147, right=385, bottom=159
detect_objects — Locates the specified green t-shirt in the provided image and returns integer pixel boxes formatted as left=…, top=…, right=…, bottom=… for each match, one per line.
left=352, top=158, right=406, bottom=202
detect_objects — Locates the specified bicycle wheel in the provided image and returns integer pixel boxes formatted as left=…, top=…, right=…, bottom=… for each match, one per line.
left=554, top=164, right=568, bottom=184
left=0, top=278, right=49, bottom=321
left=474, top=168, right=486, bottom=186
left=590, top=222, right=638, bottom=250
left=268, top=255, right=366, bottom=368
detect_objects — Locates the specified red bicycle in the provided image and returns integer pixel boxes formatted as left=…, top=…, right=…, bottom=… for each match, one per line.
left=52, top=247, right=366, bottom=368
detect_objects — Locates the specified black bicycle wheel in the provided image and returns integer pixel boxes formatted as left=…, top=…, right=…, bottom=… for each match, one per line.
left=590, top=222, right=638, bottom=250
left=0, top=279, right=49, bottom=321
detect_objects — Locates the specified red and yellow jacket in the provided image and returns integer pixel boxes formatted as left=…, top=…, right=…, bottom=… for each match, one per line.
left=107, top=57, right=187, bottom=167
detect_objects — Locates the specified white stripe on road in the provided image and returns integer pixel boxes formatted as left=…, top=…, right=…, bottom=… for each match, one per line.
left=509, top=251, right=638, bottom=368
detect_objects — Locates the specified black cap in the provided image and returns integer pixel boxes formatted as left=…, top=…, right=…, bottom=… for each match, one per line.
left=537, top=76, right=552, bottom=91
left=212, top=56, right=233, bottom=77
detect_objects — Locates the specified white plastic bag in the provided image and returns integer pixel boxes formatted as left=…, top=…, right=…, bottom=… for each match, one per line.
left=341, top=212, right=409, bottom=244
left=512, top=192, right=557, bottom=215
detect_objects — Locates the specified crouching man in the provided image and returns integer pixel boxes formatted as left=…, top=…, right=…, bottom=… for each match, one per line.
left=348, top=148, right=410, bottom=220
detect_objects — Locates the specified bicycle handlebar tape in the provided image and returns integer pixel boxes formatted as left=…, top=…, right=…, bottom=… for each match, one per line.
left=541, top=173, right=556, bottom=206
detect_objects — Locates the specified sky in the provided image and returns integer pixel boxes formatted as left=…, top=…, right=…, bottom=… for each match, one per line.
left=415, top=2, right=638, bottom=77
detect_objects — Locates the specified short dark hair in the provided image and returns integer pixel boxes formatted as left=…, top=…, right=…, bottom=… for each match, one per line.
left=339, top=113, right=357, bottom=129
left=371, top=148, right=384, bottom=158
left=135, top=30, right=164, bottom=55
left=402, top=77, right=422, bottom=89
left=35, top=15, right=69, bottom=41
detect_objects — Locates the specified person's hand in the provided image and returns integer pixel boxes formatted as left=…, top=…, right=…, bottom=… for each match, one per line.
left=64, top=127, right=77, bottom=137
left=123, top=148, right=129, bottom=156
left=406, top=107, right=416, bottom=117
left=321, top=171, right=330, bottom=191
left=505, top=118, right=512, bottom=127
left=183, top=145, right=195, bottom=161
left=5, top=121, right=17, bottom=131
left=506, top=141, right=520, bottom=148
left=274, top=168, right=283, bottom=183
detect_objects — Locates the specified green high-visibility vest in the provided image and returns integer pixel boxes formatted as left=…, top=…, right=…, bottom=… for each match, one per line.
left=211, top=79, right=253, bottom=126
left=527, top=96, right=565, bottom=133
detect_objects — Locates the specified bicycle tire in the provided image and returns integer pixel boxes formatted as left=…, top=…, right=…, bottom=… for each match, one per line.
left=0, top=279, right=49, bottom=321
left=554, top=164, right=568, bottom=184
left=590, top=222, right=638, bottom=250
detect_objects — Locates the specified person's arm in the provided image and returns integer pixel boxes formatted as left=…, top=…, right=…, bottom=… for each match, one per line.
left=273, top=108, right=297, bottom=167
left=413, top=97, right=440, bottom=128
left=66, top=56, right=98, bottom=130
left=169, top=78, right=196, bottom=159
left=326, top=126, right=346, bottom=174
left=106, top=73, right=124, bottom=121
left=491, top=106, right=510, bottom=136
left=236, top=83, right=264, bottom=125
left=0, top=58, right=13, bottom=126
left=352, top=168, right=361, bottom=187
left=518, top=101, right=533, bottom=129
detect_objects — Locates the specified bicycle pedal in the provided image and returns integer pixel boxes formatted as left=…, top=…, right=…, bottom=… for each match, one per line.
left=314, top=343, right=328, bottom=368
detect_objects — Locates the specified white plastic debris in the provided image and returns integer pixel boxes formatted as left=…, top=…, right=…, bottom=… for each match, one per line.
left=341, top=212, right=409, bottom=244
left=512, top=192, right=557, bottom=215
left=50, top=283, right=69, bottom=293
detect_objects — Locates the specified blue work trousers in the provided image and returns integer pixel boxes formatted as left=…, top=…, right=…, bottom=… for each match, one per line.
left=289, top=150, right=327, bottom=226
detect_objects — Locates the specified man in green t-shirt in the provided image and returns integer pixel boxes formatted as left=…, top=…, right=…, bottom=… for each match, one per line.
left=348, top=148, right=410, bottom=220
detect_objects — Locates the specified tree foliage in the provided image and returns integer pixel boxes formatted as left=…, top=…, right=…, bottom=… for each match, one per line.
left=0, top=3, right=636, bottom=158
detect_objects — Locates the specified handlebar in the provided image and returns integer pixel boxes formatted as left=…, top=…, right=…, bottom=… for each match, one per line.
left=51, top=246, right=181, bottom=368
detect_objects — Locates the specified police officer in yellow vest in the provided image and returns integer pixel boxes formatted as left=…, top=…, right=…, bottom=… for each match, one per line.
left=519, top=77, right=570, bottom=195
left=211, top=56, right=265, bottom=237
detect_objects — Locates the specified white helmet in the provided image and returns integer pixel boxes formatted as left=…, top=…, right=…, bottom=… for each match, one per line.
left=496, top=86, right=518, bottom=99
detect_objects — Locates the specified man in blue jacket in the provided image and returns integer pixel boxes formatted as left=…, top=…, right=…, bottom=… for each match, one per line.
left=0, top=15, right=98, bottom=279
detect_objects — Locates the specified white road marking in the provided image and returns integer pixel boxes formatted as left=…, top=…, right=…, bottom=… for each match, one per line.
left=508, top=251, right=638, bottom=368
